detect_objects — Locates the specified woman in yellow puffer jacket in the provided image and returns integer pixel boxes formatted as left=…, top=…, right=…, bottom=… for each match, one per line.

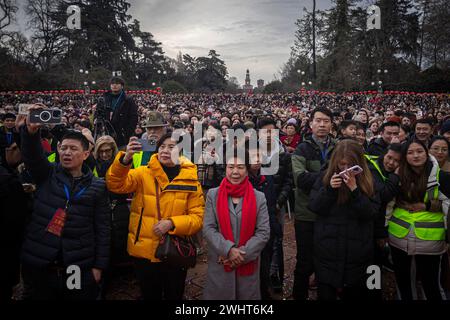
left=106, top=133, right=204, bottom=300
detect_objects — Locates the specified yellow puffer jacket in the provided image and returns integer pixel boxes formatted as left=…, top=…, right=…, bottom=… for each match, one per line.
left=106, top=152, right=205, bottom=262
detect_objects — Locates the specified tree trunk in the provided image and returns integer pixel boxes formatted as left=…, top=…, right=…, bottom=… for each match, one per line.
left=312, top=0, right=317, bottom=80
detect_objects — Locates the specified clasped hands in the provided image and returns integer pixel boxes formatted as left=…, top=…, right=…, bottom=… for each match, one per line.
left=218, top=247, right=246, bottom=269
left=153, top=219, right=174, bottom=237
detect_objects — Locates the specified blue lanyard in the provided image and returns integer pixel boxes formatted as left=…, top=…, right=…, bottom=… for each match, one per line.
left=63, top=184, right=87, bottom=209
left=320, top=141, right=329, bottom=163
left=6, top=132, right=12, bottom=145
left=112, top=91, right=124, bottom=110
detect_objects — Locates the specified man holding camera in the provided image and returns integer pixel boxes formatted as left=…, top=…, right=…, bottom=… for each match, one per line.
left=18, top=106, right=111, bottom=300
left=103, top=77, right=138, bottom=148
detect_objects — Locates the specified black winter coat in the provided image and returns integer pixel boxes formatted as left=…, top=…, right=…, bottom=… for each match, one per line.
left=0, top=166, right=30, bottom=288
left=20, top=127, right=111, bottom=270
left=308, top=174, right=380, bottom=288
left=367, top=157, right=400, bottom=239
left=104, top=91, right=138, bottom=147
left=270, top=149, right=293, bottom=208
left=94, top=159, right=131, bottom=264
left=367, top=137, right=389, bottom=157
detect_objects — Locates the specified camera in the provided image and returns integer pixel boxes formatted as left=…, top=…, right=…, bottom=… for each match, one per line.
left=94, top=97, right=109, bottom=121
left=29, top=108, right=63, bottom=125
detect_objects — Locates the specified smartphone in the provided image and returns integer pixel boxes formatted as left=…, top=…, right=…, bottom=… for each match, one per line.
left=18, top=104, right=33, bottom=115
left=29, top=108, right=63, bottom=125
left=137, top=139, right=156, bottom=152
left=339, top=165, right=363, bottom=178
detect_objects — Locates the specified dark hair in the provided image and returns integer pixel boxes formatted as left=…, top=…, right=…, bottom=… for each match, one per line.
left=398, top=139, right=429, bottom=203
left=414, top=118, right=433, bottom=130
left=311, top=107, right=333, bottom=122
left=387, top=143, right=402, bottom=154
left=225, top=147, right=251, bottom=171
left=339, top=120, right=357, bottom=131
left=231, top=123, right=247, bottom=132
left=257, top=117, right=276, bottom=129
left=61, top=131, right=90, bottom=151
left=110, top=76, right=125, bottom=86
left=156, top=132, right=183, bottom=150
left=429, top=136, right=450, bottom=152
left=380, top=121, right=400, bottom=133
left=400, top=124, right=411, bottom=134
left=323, top=139, right=374, bottom=204
left=2, top=112, right=16, bottom=121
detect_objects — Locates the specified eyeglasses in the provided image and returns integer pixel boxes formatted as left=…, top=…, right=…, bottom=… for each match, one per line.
left=430, top=147, right=448, bottom=153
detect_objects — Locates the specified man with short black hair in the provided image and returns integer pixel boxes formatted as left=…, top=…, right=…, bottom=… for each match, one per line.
left=18, top=107, right=110, bottom=300
left=413, top=118, right=434, bottom=145
left=103, top=77, right=138, bottom=148
left=367, top=121, right=401, bottom=156
left=291, top=107, right=336, bottom=300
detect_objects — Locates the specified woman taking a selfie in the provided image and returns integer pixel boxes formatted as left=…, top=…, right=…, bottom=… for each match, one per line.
left=386, top=139, right=450, bottom=301
left=308, top=139, right=379, bottom=300
left=202, top=148, right=270, bottom=300
left=106, top=133, right=205, bottom=300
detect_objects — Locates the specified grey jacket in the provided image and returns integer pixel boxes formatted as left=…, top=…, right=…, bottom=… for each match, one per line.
left=202, top=187, right=270, bottom=300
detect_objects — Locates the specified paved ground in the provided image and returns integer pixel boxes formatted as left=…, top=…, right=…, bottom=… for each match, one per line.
left=105, top=214, right=398, bottom=300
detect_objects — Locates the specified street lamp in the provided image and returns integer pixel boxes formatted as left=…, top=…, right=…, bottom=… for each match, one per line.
left=152, top=82, right=156, bottom=86
left=91, top=81, right=96, bottom=85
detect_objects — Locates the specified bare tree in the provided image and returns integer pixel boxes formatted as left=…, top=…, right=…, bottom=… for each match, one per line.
left=0, top=0, right=18, bottom=31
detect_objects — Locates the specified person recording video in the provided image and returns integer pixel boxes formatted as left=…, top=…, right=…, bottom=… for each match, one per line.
left=102, top=77, right=138, bottom=148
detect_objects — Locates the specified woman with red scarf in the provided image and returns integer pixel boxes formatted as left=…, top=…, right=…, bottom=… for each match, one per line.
left=202, top=148, right=270, bottom=300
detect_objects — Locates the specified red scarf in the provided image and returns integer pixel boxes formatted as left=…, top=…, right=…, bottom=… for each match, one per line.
left=217, top=176, right=257, bottom=276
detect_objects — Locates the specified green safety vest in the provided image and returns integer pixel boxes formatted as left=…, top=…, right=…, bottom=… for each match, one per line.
left=364, top=154, right=386, bottom=181
left=388, top=167, right=445, bottom=241
left=93, top=166, right=99, bottom=178
left=132, top=151, right=144, bottom=169
left=47, top=153, right=56, bottom=163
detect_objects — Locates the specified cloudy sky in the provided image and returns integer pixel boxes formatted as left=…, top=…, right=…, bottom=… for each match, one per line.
left=11, top=0, right=332, bottom=85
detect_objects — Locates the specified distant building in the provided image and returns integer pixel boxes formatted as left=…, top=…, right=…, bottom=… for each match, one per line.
left=257, top=79, right=265, bottom=88
left=242, top=69, right=253, bottom=93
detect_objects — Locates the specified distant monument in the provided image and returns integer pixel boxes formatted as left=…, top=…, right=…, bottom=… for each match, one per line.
left=242, top=69, right=253, bottom=93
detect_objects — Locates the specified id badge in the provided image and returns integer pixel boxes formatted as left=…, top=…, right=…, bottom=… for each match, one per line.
left=46, top=208, right=67, bottom=237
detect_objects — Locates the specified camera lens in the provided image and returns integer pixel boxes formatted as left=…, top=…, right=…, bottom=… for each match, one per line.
left=52, top=110, right=62, bottom=117
left=39, top=110, right=51, bottom=122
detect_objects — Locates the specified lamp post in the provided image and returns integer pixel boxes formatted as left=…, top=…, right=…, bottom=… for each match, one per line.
left=376, top=68, right=388, bottom=93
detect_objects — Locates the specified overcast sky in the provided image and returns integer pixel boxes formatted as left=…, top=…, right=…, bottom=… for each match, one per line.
left=11, top=0, right=332, bottom=85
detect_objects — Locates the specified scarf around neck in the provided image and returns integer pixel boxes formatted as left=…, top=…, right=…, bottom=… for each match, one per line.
left=216, top=176, right=258, bottom=276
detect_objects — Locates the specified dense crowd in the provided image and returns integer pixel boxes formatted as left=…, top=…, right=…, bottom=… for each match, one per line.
left=1, top=77, right=450, bottom=301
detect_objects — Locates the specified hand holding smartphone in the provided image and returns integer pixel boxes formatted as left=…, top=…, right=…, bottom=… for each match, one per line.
left=338, top=165, right=363, bottom=178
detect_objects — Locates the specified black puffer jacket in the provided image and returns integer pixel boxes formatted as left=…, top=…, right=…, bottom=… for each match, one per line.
left=0, top=166, right=30, bottom=289
left=308, top=173, right=380, bottom=288
left=20, top=127, right=111, bottom=269
left=367, top=137, right=388, bottom=157
left=270, top=147, right=293, bottom=208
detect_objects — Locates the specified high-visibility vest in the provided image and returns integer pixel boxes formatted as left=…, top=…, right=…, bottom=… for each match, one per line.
left=364, top=154, right=386, bottom=181
left=93, top=166, right=99, bottom=178
left=132, top=151, right=144, bottom=169
left=388, top=167, right=445, bottom=241
left=47, top=153, right=56, bottom=163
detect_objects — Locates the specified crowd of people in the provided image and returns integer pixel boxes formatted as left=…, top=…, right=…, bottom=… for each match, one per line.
left=1, top=76, right=450, bottom=301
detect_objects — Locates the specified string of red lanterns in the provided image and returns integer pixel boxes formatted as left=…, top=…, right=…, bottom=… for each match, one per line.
left=0, top=87, right=163, bottom=95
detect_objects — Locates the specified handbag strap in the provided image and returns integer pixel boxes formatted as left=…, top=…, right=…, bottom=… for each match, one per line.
left=155, top=178, right=162, bottom=221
